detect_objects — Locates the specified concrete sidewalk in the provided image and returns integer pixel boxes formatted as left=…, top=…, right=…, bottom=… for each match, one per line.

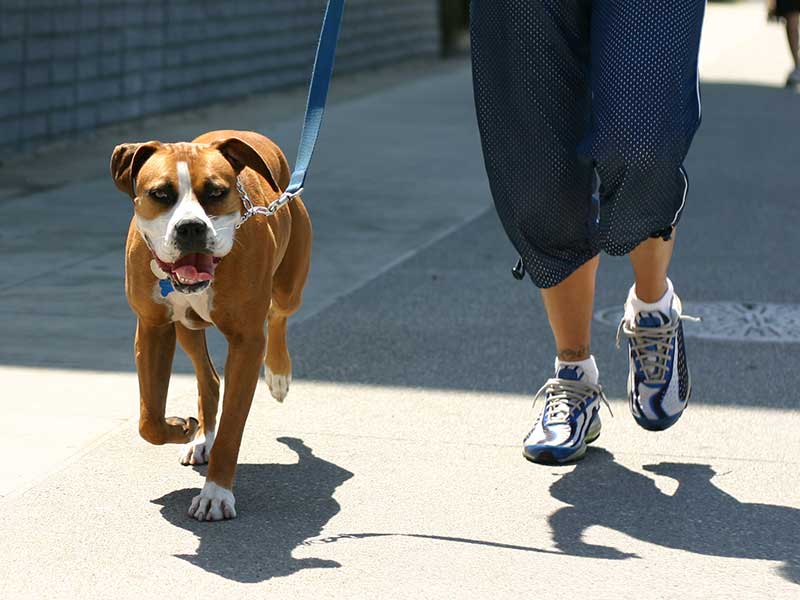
left=1, top=2, right=799, bottom=599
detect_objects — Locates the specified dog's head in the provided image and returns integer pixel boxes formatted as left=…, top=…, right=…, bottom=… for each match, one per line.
left=110, top=138, right=279, bottom=294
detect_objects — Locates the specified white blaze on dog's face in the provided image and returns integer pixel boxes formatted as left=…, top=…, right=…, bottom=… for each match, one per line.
left=132, top=143, right=240, bottom=267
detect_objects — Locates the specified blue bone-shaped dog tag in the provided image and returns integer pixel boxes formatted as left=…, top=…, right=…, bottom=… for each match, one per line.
left=159, top=278, right=175, bottom=297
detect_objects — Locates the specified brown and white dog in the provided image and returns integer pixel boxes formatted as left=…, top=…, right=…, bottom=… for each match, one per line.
left=110, top=130, right=312, bottom=521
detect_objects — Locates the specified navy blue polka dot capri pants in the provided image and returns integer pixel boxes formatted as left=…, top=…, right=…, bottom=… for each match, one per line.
left=470, top=0, right=706, bottom=288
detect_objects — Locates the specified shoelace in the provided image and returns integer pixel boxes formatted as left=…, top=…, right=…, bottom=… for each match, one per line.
left=532, top=378, right=612, bottom=425
left=616, top=312, right=700, bottom=385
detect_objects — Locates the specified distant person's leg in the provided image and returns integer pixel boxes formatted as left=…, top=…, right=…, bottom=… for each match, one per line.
left=787, top=12, right=799, bottom=66
left=471, top=0, right=606, bottom=464
left=786, top=11, right=800, bottom=84
left=777, top=1, right=800, bottom=84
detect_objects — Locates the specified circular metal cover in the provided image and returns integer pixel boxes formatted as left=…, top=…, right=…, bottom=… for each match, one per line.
left=594, top=302, right=800, bottom=343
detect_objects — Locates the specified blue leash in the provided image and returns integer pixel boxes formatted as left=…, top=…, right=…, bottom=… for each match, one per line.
left=237, top=0, right=346, bottom=227
left=287, top=0, right=346, bottom=196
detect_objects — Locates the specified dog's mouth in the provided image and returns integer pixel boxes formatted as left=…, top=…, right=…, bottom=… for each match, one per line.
left=155, top=253, right=221, bottom=293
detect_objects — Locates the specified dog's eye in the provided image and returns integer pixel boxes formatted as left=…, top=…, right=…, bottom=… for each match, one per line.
left=149, top=187, right=175, bottom=204
left=206, top=187, right=229, bottom=201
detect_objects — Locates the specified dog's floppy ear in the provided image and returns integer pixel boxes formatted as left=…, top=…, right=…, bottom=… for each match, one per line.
left=110, top=141, right=162, bottom=198
left=212, top=138, right=282, bottom=193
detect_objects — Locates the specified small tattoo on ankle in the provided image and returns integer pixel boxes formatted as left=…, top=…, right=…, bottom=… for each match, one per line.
left=558, top=346, right=590, bottom=361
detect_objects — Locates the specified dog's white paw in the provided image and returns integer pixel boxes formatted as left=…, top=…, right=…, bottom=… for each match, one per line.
left=188, top=481, right=236, bottom=521
left=265, top=368, right=291, bottom=403
left=179, top=429, right=215, bottom=465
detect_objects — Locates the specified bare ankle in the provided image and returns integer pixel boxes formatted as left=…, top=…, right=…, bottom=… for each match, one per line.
left=557, top=345, right=591, bottom=362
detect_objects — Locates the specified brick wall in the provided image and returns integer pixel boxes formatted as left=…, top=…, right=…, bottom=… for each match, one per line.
left=0, top=0, right=441, bottom=153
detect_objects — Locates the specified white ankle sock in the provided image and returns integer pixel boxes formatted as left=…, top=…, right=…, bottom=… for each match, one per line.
left=555, top=355, right=599, bottom=385
left=628, top=278, right=674, bottom=316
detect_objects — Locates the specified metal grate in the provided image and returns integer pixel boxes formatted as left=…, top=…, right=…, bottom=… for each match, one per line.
left=594, top=302, right=800, bottom=343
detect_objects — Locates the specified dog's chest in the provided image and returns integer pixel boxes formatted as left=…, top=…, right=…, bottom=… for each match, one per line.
left=151, top=262, right=214, bottom=329
left=163, top=287, right=214, bottom=329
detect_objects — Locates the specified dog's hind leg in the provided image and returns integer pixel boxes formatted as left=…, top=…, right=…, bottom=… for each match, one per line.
left=135, top=320, right=199, bottom=445
left=265, top=313, right=292, bottom=402
left=176, top=324, right=220, bottom=465
left=265, top=198, right=312, bottom=402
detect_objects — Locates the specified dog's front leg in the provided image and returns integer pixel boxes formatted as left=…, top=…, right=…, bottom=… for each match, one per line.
left=188, top=328, right=266, bottom=521
left=136, top=320, right=199, bottom=445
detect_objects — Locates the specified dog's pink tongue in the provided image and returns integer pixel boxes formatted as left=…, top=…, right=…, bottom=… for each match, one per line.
left=174, top=265, right=213, bottom=283
left=172, top=253, right=217, bottom=284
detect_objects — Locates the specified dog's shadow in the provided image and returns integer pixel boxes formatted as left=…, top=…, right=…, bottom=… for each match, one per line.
left=549, top=448, right=800, bottom=585
left=152, top=437, right=353, bottom=583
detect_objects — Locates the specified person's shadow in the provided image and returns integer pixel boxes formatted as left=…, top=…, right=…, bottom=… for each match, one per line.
left=549, top=448, right=799, bottom=585
left=152, top=437, right=353, bottom=583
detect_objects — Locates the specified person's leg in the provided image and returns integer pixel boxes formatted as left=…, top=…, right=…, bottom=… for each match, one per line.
left=471, top=0, right=605, bottom=463
left=471, top=0, right=598, bottom=363
left=588, top=0, right=705, bottom=431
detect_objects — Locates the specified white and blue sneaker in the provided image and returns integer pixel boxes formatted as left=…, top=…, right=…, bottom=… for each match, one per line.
left=618, top=285, right=694, bottom=432
left=523, top=360, right=610, bottom=464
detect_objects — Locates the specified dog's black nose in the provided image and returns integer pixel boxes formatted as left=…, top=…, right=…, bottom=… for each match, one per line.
left=175, top=219, right=208, bottom=248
